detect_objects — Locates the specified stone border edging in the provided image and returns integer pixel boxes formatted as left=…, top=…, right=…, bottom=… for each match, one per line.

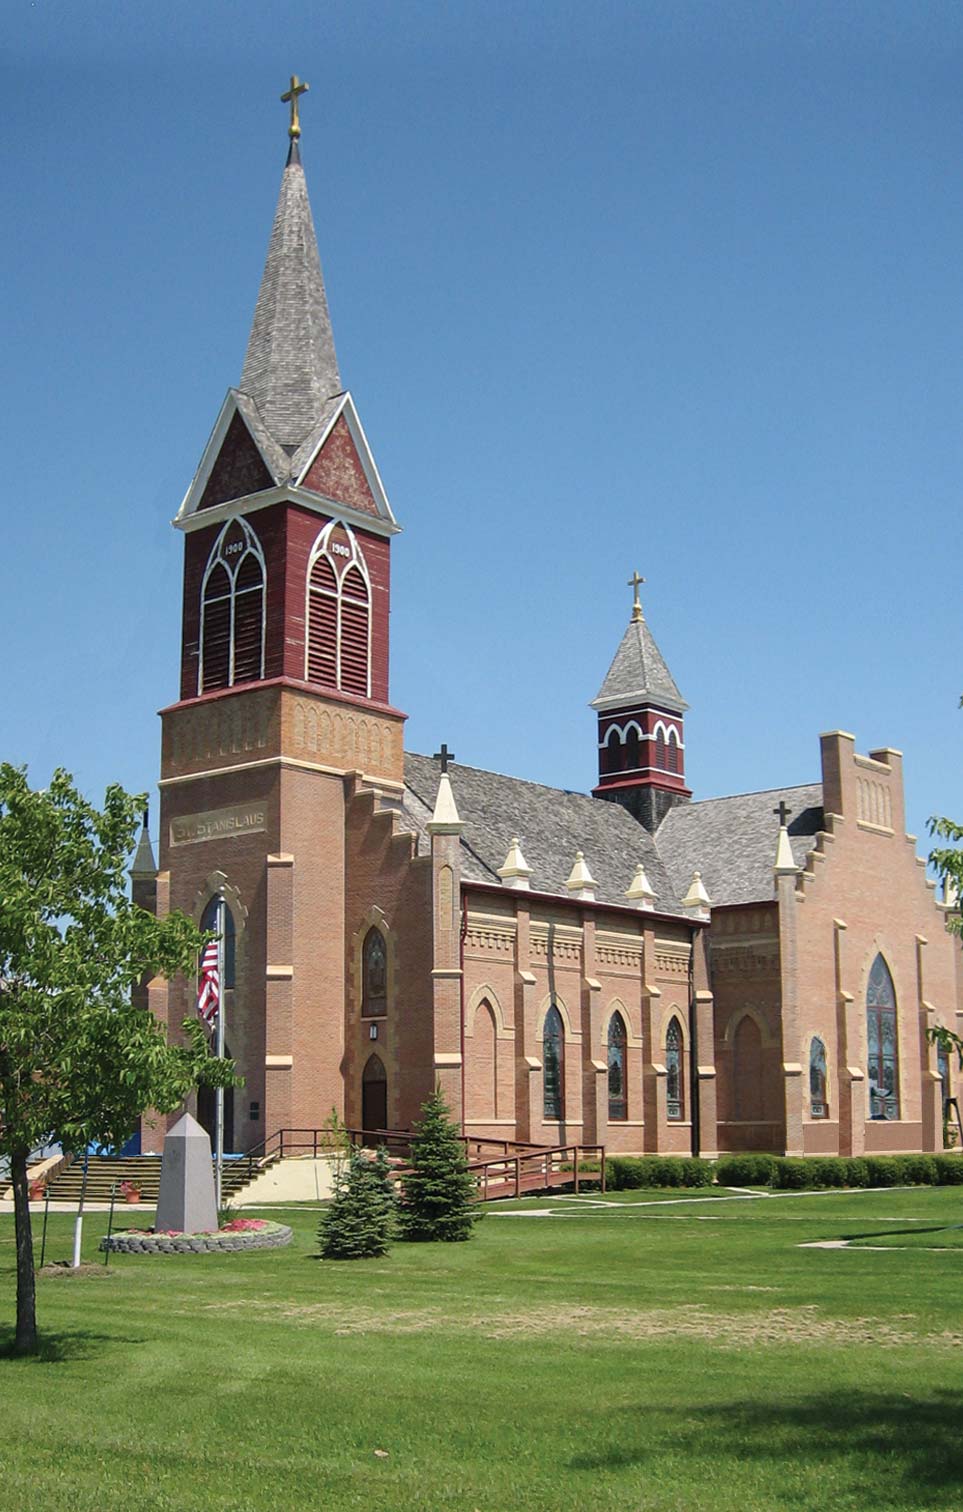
left=100, top=1222, right=293, bottom=1255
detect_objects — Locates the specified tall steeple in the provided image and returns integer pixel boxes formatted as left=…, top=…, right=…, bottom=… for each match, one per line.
left=591, top=573, right=691, bottom=831
left=239, top=134, right=342, bottom=450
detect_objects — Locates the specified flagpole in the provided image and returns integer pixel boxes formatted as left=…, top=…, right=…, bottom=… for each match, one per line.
left=214, top=891, right=225, bottom=1212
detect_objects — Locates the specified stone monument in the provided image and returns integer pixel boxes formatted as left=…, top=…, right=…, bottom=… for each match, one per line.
left=155, top=1112, right=218, bottom=1233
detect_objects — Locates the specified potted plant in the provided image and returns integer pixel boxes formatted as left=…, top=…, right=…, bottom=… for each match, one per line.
left=120, top=1179, right=142, bottom=1204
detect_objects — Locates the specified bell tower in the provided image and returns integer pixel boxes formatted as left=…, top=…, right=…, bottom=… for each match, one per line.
left=591, top=572, right=691, bottom=832
left=148, top=83, right=405, bottom=1155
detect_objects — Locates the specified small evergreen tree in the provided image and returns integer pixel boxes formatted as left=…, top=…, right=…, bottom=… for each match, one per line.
left=318, top=1145, right=396, bottom=1259
left=398, top=1086, right=479, bottom=1242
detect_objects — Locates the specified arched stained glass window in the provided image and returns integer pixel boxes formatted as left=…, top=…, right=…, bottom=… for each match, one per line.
left=306, top=522, right=371, bottom=698
left=200, top=896, right=236, bottom=990
left=199, top=520, right=266, bottom=692
left=867, top=955, right=900, bottom=1120
left=543, top=1005, right=565, bottom=1121
left=810, top=1037, right=827, bottom=1118
left=362, top=928, right=387, bottom=1017
left=666, top=1017, right=684, bottom=1120
left=607, top=1012, right=627, bottom=1121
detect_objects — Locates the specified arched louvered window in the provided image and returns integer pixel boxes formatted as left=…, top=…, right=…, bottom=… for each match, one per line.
left=543, top=1005, right=565, bottom=1121
left=666, top=1017, right=684, bottom=1120
left=810, top=1037, right=827, bottom=1118
left=666, top=730, right=680, bottom=774
left=306, top=521, right=371, bottom=698
left=867, top=955, right=900, bottom=1120
left=200, top=896, right=236, bottom=990
left=624, top=726, right=640, bottom=772
left=603, top=726, right=622, bottom=775
left=199, top=519, right=266, bottom=693
left=655, top=727, right=668, bottom=770
left=362, top=928, right=387, bottom=1017
left=607, top=1012, right=627, bottom=1121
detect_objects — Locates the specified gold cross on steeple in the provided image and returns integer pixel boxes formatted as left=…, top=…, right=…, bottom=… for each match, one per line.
left=281, top=74, right=309, bottom=140
left=627, top=569, right=646, bottom=622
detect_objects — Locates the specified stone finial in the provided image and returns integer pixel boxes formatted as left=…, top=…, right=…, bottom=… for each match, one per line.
left=774, top=824, right=799, bottom=876
left=427, top=772, right=463, bottom=835
left=566, top=850, right=597, bottom=901
left=624, top=862, right=656, bottom=910
left=497, top=837, right=533, bottom=890
left=681, top=870, right=711, bottom=915
left=131, top=813, right=158, bottom=879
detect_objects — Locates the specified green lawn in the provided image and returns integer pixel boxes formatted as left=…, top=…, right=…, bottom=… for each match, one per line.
left=1, top=1188, right=962, bottom=1510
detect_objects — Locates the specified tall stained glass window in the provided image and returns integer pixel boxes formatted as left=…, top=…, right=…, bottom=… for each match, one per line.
left=867, top=955, right=900, bottom=1120
left=362, top=928, right=387, bottom=1017
left=666, top=1017, right=684, bottom=1120
left=810, top=1037, right=827, bottom=1118
left=607, top=1012, right=627, bottom=1121
left=543, top=1005, right=565, bottom=1121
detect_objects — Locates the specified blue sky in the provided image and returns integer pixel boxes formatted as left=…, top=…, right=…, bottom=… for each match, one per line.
left=2, top=1, right=960, bottom=864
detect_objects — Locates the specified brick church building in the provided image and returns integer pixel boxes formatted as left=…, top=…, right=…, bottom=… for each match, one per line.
left=135, top=114, right=961, bottom=1162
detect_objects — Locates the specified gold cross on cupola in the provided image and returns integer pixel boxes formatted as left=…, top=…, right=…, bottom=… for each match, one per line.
left=281, top=74, right=309, bottom=139
left=627, top=569, right=646, bottom=622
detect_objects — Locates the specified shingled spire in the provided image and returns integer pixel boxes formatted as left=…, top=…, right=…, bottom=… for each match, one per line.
left=239, top=141, right=342, bottom=449
left=592, top=574, right=691, bottom=833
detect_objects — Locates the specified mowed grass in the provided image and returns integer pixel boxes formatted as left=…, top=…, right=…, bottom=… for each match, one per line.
left=1, top=1188, right=962, bottom=1511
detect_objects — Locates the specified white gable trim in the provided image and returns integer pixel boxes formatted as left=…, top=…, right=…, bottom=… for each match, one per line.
left=173, top=484, right=401, bottom=540
left=294, top=392, right=396, bottom=525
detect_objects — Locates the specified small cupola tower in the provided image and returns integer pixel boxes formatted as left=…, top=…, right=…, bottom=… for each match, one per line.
left=591, top=572, right=691, bottom=831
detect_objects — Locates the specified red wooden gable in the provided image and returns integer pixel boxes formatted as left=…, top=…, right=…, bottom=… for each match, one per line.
left=301, top=415, right=379, bottom=516
left=198, top=410, right=274, bottom=511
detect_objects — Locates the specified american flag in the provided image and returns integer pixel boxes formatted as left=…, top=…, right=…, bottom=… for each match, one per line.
left=197, top=939, right=220, bottom=1025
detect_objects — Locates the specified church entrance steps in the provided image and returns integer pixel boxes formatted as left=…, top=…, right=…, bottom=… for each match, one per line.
left=38, top=1155, right=255, bottom=1206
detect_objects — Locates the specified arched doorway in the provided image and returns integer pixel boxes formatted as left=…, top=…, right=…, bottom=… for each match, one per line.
left=362, top=1054, right=387, bottom=1143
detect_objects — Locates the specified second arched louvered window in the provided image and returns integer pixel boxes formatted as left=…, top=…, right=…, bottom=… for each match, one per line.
left=306, top=524, right=371, bottom=698
left=199, top=520, right=266, bottom=693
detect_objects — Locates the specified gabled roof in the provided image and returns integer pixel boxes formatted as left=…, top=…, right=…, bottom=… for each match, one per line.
left=239, top=146, right=342, bottom=450
left=404, top=752, right=684, bottom=913
left=655, top=784, right=824, bottom=907
left=591, top=613, right=687, bottom=714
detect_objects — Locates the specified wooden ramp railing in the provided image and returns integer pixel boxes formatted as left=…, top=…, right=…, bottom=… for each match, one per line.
left=228, top=1129, right=604, bottom=1204
left=467, top=1144, right=606, bottom=1202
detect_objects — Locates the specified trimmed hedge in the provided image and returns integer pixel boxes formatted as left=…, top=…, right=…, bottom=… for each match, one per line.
left=603, top=1152, right=963, bottom=1193
left=714, top=1154, right=778, bottom=1187
left=722, top=1152, right=963, bottom=1191
left=608, top=1156, right=714, bottom=1190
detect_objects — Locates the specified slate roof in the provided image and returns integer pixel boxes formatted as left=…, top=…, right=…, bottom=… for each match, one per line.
left=404, top=752, right=684, bottom=914
left=591, top=614, right=687, bottom=713
left=655, top=784, right=825, bottom=908
left=239, top=145, right=342, bottom=450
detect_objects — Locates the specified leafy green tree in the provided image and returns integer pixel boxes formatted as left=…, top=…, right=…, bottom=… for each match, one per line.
left=926, top=699, right=963, bottom=1065
left=397, top=1086, right=478, bottom=1242
left=0, top=765, right=236, bottom=1355
left=318, top=1145, right=396, bottom=1259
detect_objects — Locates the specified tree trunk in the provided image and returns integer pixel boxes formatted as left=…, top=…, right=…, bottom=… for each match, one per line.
left=10, top=1147, right=38, bottom=1355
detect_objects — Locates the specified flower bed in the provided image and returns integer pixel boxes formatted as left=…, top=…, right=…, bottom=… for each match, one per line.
left=100, top=1217, right=292, bottom=1255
